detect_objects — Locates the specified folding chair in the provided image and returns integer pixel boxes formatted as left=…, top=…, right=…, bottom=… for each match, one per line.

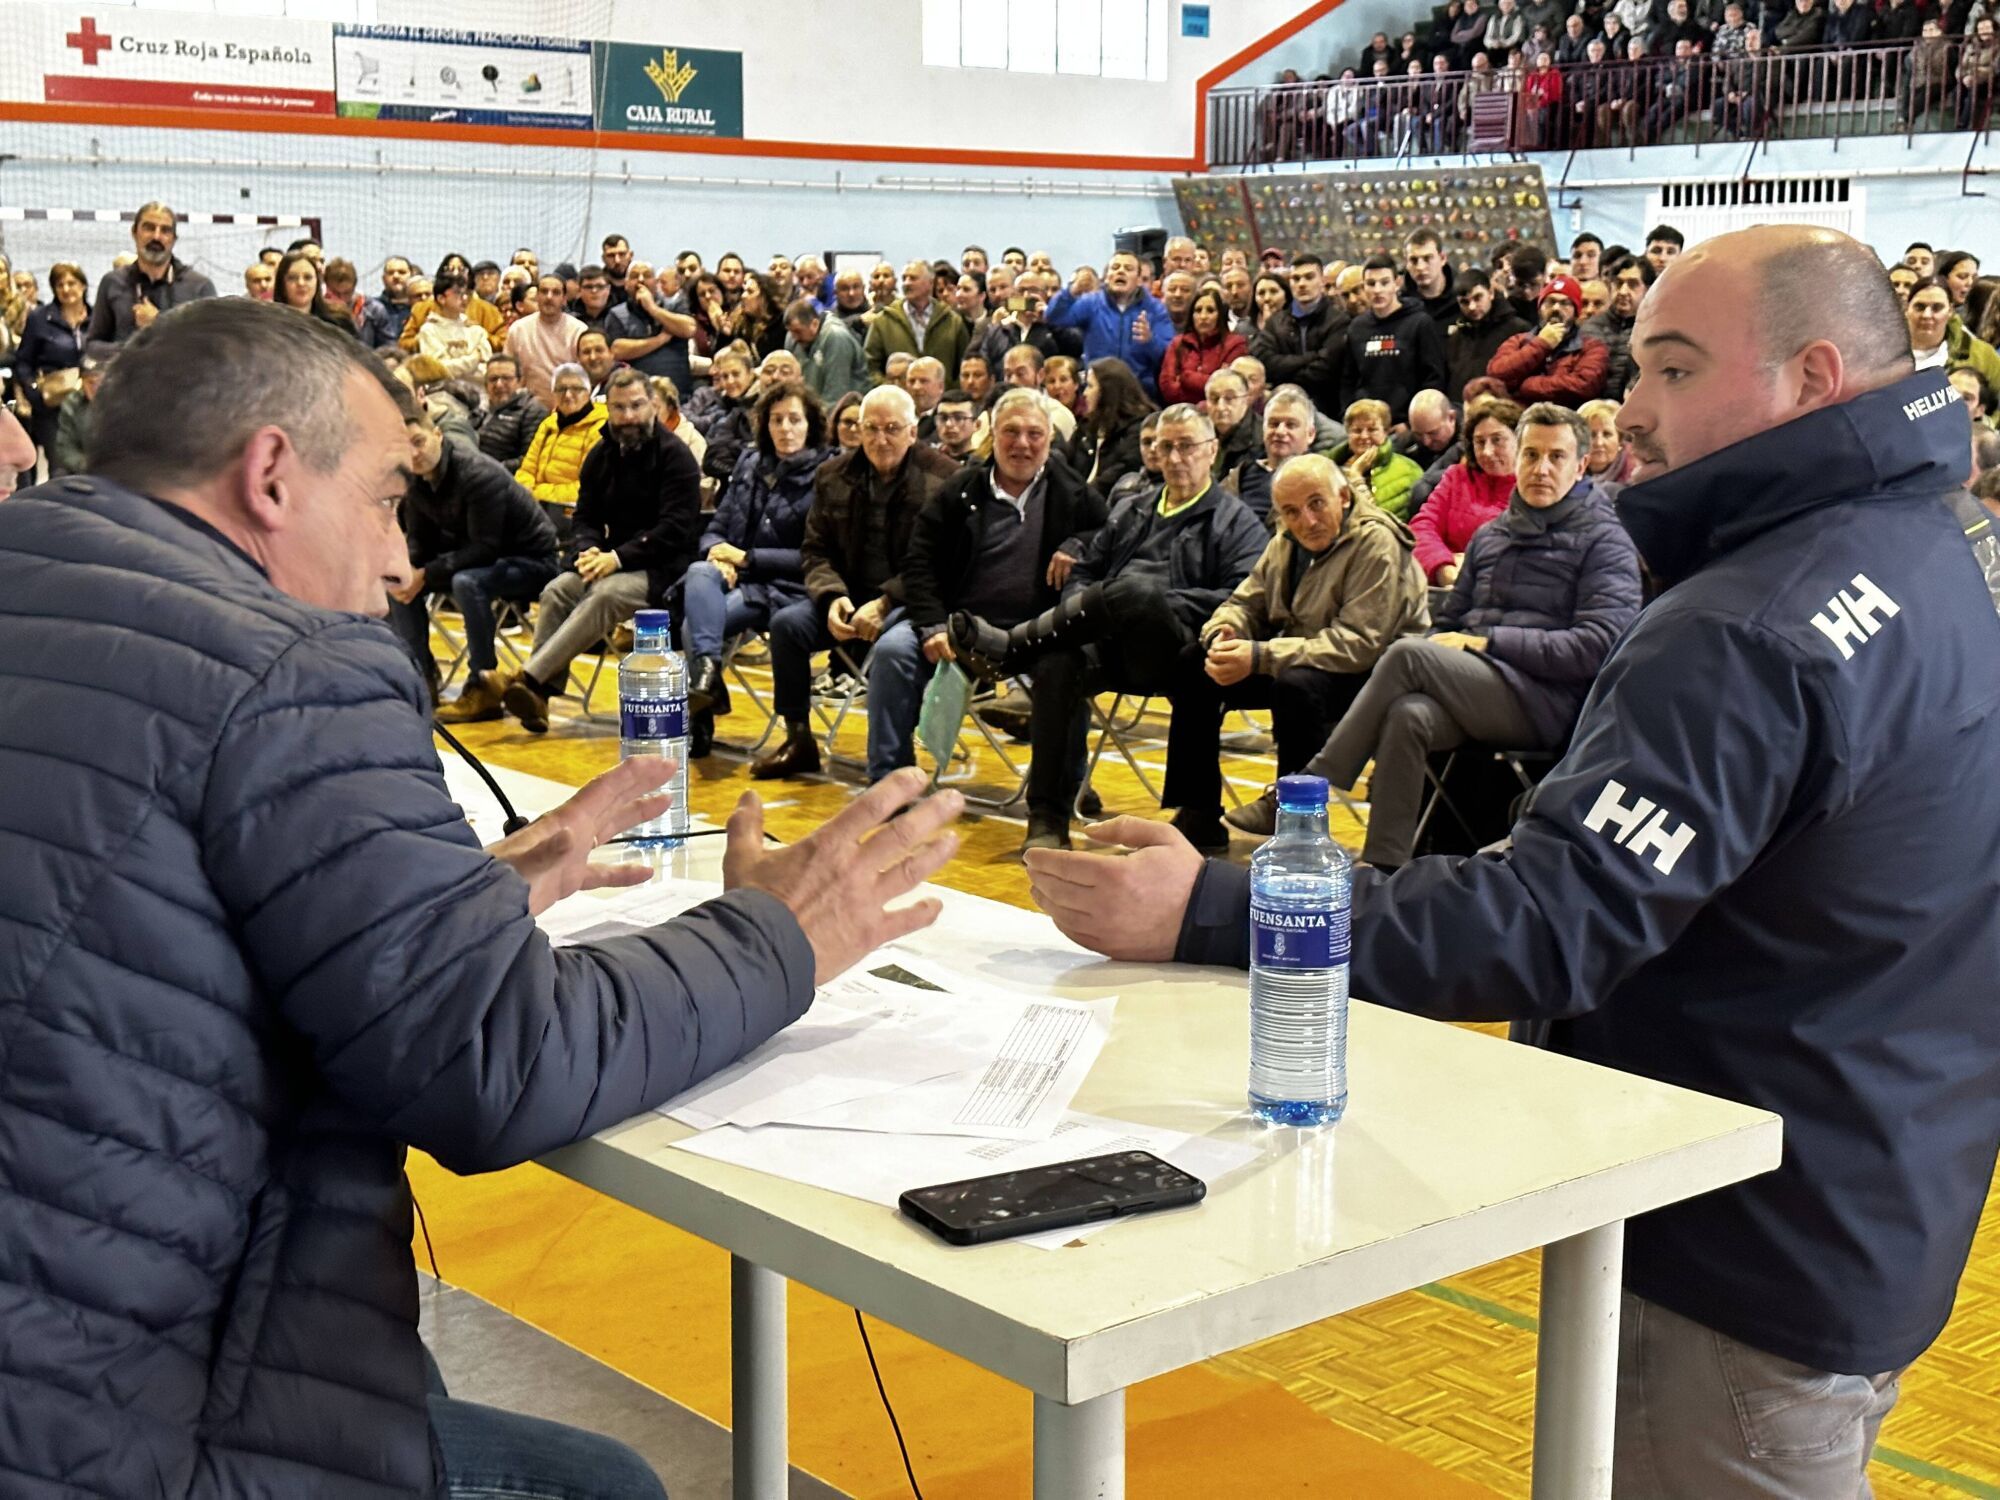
left=1413, top=746, right=1559, bottom=857
left=427, top=596, right=471, bottom=695
left=712, top=631, right=785, bottom=755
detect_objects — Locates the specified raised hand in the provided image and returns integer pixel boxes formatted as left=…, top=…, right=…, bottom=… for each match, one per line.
left=723, top=768, right=962, bottom=983
left=490, top=756, right=676, bottom=915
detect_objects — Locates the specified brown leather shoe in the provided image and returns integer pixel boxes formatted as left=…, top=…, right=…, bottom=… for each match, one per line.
left=751, top=724, right=821, bottom=780
left=501, top=673, right=549, bottom=735
left=435, top=670, right=506, bottom=723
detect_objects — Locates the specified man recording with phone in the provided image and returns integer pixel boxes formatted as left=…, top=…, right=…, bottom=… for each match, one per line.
left=982, top=274, right=1062, bottom=370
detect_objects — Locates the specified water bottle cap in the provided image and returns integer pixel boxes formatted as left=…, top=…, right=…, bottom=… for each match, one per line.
left=1276, top=774, right=1329, bottom=811
left=633, top=609, right=672, bottom=634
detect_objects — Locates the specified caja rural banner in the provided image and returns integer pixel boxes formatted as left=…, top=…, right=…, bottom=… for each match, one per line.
left=8, top=5, right=334, bottom=116
left=592, top=42, right=744, bottom=139
left=332, top=24, right=594, bottom=131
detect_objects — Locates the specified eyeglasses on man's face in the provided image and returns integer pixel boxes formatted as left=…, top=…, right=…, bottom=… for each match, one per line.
left=1156, top=437, right=1216, bottom=458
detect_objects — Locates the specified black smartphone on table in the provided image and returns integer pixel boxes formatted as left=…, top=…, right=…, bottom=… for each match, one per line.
left=899, top=1150, right=1207, bottom=1246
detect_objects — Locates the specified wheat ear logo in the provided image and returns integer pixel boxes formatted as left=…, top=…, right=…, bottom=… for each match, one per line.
left=645, top=49, right=698, bottom=103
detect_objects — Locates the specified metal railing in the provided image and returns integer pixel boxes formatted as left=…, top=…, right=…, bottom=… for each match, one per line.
left=1207, top=41, right=1996, bottom=166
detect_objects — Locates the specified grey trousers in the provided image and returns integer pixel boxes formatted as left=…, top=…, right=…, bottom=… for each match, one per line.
left=522, top=569, right=651, bottom=689
left=1304, top=635, right=1541, bottom=867
left=1615, top=1293, right=1904, bottom=1500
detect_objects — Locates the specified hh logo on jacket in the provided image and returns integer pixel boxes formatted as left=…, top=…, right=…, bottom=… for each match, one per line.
left=1810, top=572, right=1900, bottom=661
left=1581, top=779, right=1699, bottom=875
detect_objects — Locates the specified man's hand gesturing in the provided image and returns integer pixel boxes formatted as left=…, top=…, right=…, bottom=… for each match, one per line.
left=723, top=767, right=962, bottom=983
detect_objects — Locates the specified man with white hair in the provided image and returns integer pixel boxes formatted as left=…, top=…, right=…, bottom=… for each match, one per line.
left=752, top=384, right=963, bottom=780
left=1168, top=453, right=1429, bottom=846
left=1163, top=236, right=1198, bottom=275
left=1230, top=384, right=1320, bottom=519
left=888, top=388, right=1110, bottom=804
left=949, top=402, right=1267, bottom=848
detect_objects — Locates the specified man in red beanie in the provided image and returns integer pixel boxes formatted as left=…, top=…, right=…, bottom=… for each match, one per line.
left=1485, top=272, right=1611, bottom=406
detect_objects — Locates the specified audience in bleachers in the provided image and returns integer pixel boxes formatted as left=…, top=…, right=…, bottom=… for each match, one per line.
left=1232, top=0, right=1999, bottom=162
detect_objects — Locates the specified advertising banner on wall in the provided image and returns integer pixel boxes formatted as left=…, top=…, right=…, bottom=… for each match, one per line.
left=333, top=25, right=593, bottom=131
left=593, top=42, right=744, bottom=139
left=13, top=6, right=334, bottom=116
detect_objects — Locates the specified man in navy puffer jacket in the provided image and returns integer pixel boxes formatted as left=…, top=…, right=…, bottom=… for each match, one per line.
left=0, top=298, right=961, bottom=1499
left=1027, top=228, right=2000, bottom=1500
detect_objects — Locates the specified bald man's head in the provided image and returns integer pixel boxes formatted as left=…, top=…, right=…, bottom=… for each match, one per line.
left=1270, top=453, right=1349, bottom=550
left=1751, top=229, right=1911, bottom=382
left=1620, top=226, right=1913, bottom=487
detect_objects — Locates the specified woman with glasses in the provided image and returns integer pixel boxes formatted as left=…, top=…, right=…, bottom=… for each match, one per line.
left=828, top=391, right=865, bottom=455
left=515, top=363, right=607, bottom=531
left=682, top=382, right=836, bottom=755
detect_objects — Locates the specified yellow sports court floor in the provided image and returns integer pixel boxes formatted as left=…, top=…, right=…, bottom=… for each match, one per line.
left=413, top=639, right=2000, bottom=1498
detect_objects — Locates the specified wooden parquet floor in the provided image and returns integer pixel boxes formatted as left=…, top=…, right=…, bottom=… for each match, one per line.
left=433, top=636, right=2000, bottom=1499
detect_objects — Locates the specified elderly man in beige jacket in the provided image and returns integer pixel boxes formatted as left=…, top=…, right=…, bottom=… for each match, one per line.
left=1161, top=452, right=1430, bottom=846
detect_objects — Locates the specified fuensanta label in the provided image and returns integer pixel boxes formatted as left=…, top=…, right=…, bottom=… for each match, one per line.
left=1250, top=900, right=1350, bottom=969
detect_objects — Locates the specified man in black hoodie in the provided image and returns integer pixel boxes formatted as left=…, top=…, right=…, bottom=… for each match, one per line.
left=1337, top=255, right=1448, bottom=426
left=1445, top=268, right=1531, bottom=402
left=502, top=368, right=703, bottom=732
left=387, top=405, right=560, bottom=713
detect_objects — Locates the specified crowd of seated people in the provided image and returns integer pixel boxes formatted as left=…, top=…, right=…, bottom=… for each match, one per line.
left=1251, top=0, right=1998, bottom=157
left=6, top=210, right=1997, bottom=860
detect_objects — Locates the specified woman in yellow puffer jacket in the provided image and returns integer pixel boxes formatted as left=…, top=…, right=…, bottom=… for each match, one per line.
left=515, top=365, right=606, bottom=520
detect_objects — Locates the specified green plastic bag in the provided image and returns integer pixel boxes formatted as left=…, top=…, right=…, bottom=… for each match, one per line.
left=916, top=659, right=972, bottom=773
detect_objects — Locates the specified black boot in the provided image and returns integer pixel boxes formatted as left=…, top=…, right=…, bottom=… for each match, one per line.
left=688, top=655, right=727, bottom=716
left=1022, top=807, right=1071, bottom=852
left=950, top=585, right=1105, bottom=682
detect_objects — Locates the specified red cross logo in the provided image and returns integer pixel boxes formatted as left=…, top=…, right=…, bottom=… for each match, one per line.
left=66, top=17, right=111, bottom=66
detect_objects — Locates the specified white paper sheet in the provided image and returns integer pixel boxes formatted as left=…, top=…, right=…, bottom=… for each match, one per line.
left=666, top=1111, right=1259, bottom=1249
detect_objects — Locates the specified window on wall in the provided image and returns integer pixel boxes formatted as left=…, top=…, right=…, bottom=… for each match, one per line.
left=922, top=0, right=1169, bottom=80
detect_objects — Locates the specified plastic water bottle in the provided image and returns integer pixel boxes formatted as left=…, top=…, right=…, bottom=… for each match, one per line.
left=1248, top=774, right=1353, bottom=1126
left=619, top=608, right=689, bottom=840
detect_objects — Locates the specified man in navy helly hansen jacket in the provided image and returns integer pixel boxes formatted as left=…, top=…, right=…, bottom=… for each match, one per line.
left=1025, top=227, right=2000, bottom=1499
left=0, top=298, right=962, bottom=1499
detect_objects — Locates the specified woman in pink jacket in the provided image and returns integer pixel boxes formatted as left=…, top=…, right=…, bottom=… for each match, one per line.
left=1410, top=396, right=1522, bottom=583
left=1158, top=286, right=1250, bottom=407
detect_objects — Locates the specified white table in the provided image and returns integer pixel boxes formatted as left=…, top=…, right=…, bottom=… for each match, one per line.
left=442, top=751, right=1783, bottom=1500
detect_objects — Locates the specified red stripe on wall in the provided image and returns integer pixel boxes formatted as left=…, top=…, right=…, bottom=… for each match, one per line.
left=44, top=76, right=335, bottom=115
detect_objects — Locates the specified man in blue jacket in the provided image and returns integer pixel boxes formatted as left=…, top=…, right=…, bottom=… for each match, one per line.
left=1043, top=248, right=1175, bottom=399
left=0, top=297, right=962, bottom=1500
left=1025, top=226, right=2000, bottom=1499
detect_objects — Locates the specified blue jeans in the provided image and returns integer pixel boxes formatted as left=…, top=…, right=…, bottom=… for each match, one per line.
left=451, top=555, right=560, bottom=675
left=681, top=562, right=775, bottom=660
left=767, top=598, right=910, bottom=782
left=425, top=1352, right=667, bottom=1500
left=866, top=620, right=929, bottom=783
